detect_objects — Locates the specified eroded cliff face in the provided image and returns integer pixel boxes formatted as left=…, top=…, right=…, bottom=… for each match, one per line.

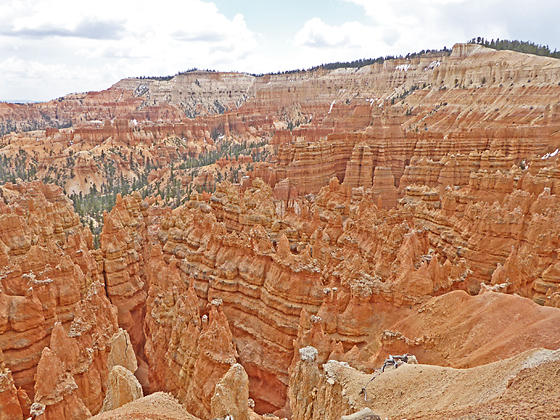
left=0, top=182, right=248, bottom=419
left=100, top=171, right=560, bottom=416
left=254, top=46, right=560, bottom=200
left=1, top=43, right=560, bottom=419
left=113, top=71, right=257, bottom=118
left=288, top=345, right=560, bottom=419
left=143, top=171, right=558, bottom=410
left=0, top=182, right=121, bottom=418
left=2, top=44, right=560, bottom=214
left=0, top=86, right=183, bottom=137
left=99, top=192, right=149, bottom=364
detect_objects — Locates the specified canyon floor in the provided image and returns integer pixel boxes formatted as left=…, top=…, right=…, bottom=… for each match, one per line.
left=0, top=43, right=560, bottom=419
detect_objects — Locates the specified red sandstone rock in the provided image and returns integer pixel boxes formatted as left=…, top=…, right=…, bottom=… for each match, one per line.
left=99, top=192, right=149, bottom=370
left=0, top=182, right=124, bottom=418
left=375, top=290, right=560, bottom=368
left=33, top=347, right=91, bottom=420
left=0, top=349, right=24, bottom=420
left=100, top=365, right=143, bottom=412
left=0, top=183, right=112, bottom=400
left=211, top=363, right=250, bottom=420
left=1, top=43, right=560, bottom=420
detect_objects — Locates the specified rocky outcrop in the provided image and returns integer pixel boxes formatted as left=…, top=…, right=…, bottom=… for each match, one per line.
left=92, top=392, right=200, bottom=420
left=252, top=44, right=560, bottom=204
left=0, top=182, right=111, bottom=399
left=289, top=346, right=560, bottom=419
left=0, top=86, right=180, bottom=137
left=343, top=144, right=373, bottom=191
left=2, top=43, right=560, bottom=420
left=129, top=178, right=465, bottom=412
left=113, top=71, right=256, bottom=118
left=106, top=328, right=137, bottom=373
left=99, top=192, right=149, bottom=368
left=210, top=363, right=250, bottom=420
left=32, top=347, right=91, bottom=420
left=48, top=151, right=560, bottom=417
left=2, top=44, right=560, bottom=207
left=0, top=182, right=128, bottom=418
left=0, top=349, right=26, bottom=420
left=400, top=158, right=560, bottom=300
left=376, top=290, right=560, bottom=368
left=100, top=366, right=143, bottom=412
left=0, top=162, right=550, bottom=419
left=30, top=282, right=120, bottom=418
left=98, top=328, right=141, bottom=412
left=151, top=186, right=324, bottom=412
left=140, top=244, right=240, bottom=418
left=90, top=158, right=557, bottom=414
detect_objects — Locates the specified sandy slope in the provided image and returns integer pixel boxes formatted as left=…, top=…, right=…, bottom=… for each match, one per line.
left=91, top=392, right=200, bottom=420
left=376, top=290, right=560, bottom=368
left=325, top=348, right=560, bottom=419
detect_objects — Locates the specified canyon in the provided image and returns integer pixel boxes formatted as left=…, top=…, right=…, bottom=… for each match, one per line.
left=0, top=43, right=560, bottom=419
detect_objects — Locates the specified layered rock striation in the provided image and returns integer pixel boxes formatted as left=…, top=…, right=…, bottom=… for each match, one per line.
left=105, top=171, right=560, bottom=414
left=0, top=182, right=124, bottom=418
left=1, top=43, right=560, bottom=419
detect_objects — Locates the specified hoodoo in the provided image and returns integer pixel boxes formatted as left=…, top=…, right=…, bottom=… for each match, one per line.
left=1, top=32, right=560, bottom=419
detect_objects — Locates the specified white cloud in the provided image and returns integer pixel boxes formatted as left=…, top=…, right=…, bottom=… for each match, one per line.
left=0, top=0, right=258, bottom=100
left=293, top=0, right=521, bottom=65
left=295, top=18, right=370, bottom=48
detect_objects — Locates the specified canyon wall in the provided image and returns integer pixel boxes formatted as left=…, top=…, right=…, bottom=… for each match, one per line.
left=0, top=43, right=560, bottom=419
left=0, top=182, right=120, bottom=418
left=3, top=44, right=560, bottom=203
left=100, top=163, right=560, bottom=415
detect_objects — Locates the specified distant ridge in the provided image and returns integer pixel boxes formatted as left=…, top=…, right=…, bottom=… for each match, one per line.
left=132, top=39, right=560, bottom=82
left=469, top=37, right=560, bottom=59
left=134, top=46, right=453, bottom=81
left=0, top=99, right=40, bottom=104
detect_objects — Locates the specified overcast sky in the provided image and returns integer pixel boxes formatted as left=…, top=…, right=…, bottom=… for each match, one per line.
left=1, top=0, right=558, bottom=101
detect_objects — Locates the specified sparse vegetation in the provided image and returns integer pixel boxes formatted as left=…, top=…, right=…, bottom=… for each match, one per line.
left=137, top=68, right=219, bottom=81
left=133, top=47, right=453, bottom=81
left=0, top=135, right=269, bottom=248
left=252, top=47, right=452, bottom=76
left=469, top=37, right=560, bottom=59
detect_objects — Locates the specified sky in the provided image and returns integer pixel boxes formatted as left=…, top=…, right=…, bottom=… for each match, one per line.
left=1, top=0, right=559, bottom=101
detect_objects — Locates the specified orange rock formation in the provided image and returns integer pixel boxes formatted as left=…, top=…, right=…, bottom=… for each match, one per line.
left=0, top=43, right=560, bottom=419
